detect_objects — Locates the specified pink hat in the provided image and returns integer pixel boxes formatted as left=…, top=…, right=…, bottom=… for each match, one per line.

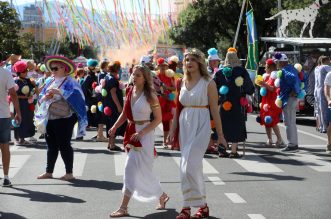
left=13, top=61, right=28, bottom=73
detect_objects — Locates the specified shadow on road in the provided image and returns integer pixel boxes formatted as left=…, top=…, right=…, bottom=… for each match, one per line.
left=0, top=187, right=85, bottom=203
left=230, top=172, right=305, bottom=181
left=0, top=212, right=27, bottom=219
left=69, top=179, right=122, bottom=191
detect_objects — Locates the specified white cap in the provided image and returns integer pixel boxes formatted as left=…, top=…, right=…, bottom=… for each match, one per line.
left=208, top=54, right=221, bottom=61
left=274, top=53, right=288, bottom=62
left=140, top=55, right=153, bottom=64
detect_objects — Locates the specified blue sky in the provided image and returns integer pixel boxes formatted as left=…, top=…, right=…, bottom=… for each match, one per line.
left=7, top=0, right=173, bottom=14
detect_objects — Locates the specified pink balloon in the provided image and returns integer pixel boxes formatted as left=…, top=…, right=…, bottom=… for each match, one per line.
left=28, top=98, right=33, bottom=104
left=104, top=106, right=112, bottom=116
left=14, top=84, right=19, bottom=91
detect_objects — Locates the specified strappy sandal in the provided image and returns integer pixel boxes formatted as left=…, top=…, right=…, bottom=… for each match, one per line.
left=229, top=152, right=242, bottom=159
left=109, top=206, right=129, bottom=218
left=108, top=145, right=123, bottom=152
left=192, top=205, right=209, bottom=219
left=156, top=193, right=170, bottom=210
left=176, top=207, right=191, bottom=219
left=275, top=139, right=285, bottom=147
left=218, top=144, right=229, bottom=158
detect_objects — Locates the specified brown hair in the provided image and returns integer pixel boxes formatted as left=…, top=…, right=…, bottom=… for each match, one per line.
left=100, top=60, right=110, bottom=70
left=183, top=48, right=210, bottom=81
left=133, top=65, right=156, bottom=103
left=108, top=61, right=121, bottom=73
left=318, top=55, right=330, bottom=65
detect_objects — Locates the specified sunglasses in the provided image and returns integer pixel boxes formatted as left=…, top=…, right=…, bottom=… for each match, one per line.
left=50, top=66, right=63, bottom=71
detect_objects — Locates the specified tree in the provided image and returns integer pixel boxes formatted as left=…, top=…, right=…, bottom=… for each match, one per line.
left=18, top=33, right=47, bottom=62
left=0, top=2, right=22, bottom=59
left=168, top=0, right=331, bottom=58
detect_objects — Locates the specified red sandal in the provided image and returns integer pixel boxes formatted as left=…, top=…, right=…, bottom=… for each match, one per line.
left=192, top=204, right=209, bottom=218
left=176, top=207, right=191, bottom=219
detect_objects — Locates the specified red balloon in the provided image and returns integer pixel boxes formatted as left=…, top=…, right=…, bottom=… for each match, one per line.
left=299, top=71, right=304, bottom=81
left=92, top=82, right=97, bottom=89
left=29, top=103, right=35, bottom=112
left=104, top=106, right=112, bottom=116
left=276, top=88, right=281, bottom=95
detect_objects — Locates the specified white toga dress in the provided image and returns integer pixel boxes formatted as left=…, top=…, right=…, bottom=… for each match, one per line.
left=122, top=93, right=163, bottom=202
left=179, top=78, right=211, bottom=207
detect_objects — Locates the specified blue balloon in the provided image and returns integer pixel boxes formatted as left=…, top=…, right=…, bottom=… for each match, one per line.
left=260, top=87, right=267, bottom=96
left=11, top=119, right=20, bottom=128
left=98, top=105, right=104, bottom=112
left=219, top=85, right=229, bottom=95
left=297, top=90, right=306, bottom=99
left=256, top=116, right=261, bottom=123
left=265, top=116, right=273, bottom=124
left=168, top=93, right=176, bottom=101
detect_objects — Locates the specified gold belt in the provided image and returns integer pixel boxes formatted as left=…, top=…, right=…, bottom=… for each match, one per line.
left=183, top=105, right=209, bottom=109
left=129, top=120, right=150, bottom=125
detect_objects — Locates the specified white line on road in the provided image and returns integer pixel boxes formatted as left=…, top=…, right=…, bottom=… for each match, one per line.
left=287, top=152, right=331, bottom=172
left=207, top=176, right=225, bottom=185
left=52, top=154, right=87, bottom=177
left=248, top=115, right=327, bottom=142
left=225, top=193, right=247, bottom=203
left=0, top=155, right=31, bottom=178
left=114, top=152, right=127, bottom=176
left=171, top=156, right=219, bottom=174
left=248, top=214, right=266, bottom=219
left=233, top=152, right=284, bottom=173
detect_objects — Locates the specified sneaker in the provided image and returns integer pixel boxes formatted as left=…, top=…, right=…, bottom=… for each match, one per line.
left=281, top=145, right=299, bottom=153
left=326, top=144, right=331, bottom=153
left=3, top=179, right=12, bottom=187
left=75, top=136, right=84, bottom=141
left=29, top=137, right=37, bottom=142
left=39, top=134, right=45, bottom=139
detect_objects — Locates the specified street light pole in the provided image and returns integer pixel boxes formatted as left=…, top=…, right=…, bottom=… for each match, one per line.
left=277, top=0, right=281, bottom=37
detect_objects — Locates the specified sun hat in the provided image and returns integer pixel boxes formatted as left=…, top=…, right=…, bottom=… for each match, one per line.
left=207, top=48, right=221, bottom=61
left=13, top=61, right=28, bottom=73
left=44, top=55, right=76, bottom=75
left=87, top=59, right=99, bottom=67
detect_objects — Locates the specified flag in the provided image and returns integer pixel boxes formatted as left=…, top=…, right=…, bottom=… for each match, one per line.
left=245, top=9, right=259, bottom=70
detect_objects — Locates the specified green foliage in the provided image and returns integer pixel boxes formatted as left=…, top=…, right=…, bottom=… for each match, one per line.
left=168, top=0, right=331, bottom=57
left=18, top=33, right=47, bottom=62
left=0, top=2, right=21, bottom=59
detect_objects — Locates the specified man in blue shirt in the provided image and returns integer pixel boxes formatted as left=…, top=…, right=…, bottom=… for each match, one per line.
left=277, top=53, right=301, bottom=152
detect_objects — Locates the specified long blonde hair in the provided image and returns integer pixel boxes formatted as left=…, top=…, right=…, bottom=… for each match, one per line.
left=183, top=48, right=210, bottom=81
left=133, top=65, right=156, bottom=103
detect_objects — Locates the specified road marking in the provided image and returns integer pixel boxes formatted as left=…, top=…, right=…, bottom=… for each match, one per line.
left=225, top=193, right=246, bottom=203
left=172, top=156, right=219, bottom=174
left=288, top=152, right=331, bottom=172
left=52, top=154, right=87, bottom=177
left=0, top=155, right=31, bottom=178
left=248, top=214, right=266, bottom=219
left=114, top=152, right=127, bottom=176
left=157, top=123, right=163, bottom=132
left=207, top=176, right=225, bottom=185
left=248, top=115, right=327, bottom=142
left=233, top=152, right=284, bottom=173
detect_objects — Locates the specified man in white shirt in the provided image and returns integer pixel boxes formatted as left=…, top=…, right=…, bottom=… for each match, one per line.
left=0, top=67, right=21, bottom=187
left=323, top=67, right=331, bottom=153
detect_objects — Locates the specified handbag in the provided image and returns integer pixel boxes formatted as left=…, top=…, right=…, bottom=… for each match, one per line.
left=49, top=99, right=71, bottom=117
left=47, top=77, right=71, bottom=118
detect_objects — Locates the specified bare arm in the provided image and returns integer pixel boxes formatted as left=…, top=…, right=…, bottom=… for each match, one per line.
left=8, top=87, right=21, bottom=123
left=208, top=80, right=227, bottom=147
left=110, top=87, right=123, bottom=112
left=324, top=84, right=331, bottom=106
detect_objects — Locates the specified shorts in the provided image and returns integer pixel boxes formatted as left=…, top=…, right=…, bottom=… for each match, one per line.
left=0, top=118, right=11, bottom=144
left=328, top=108, right=331, bottom=124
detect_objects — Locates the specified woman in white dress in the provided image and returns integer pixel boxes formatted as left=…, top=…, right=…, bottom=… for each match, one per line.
left=108, top=65, right=169, bottom=217
left=168, top=48, right=227, bottom=219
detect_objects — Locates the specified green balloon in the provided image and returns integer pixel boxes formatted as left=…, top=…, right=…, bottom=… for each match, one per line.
left=277, top=70, right=282, bottom=78
left=101, top=89, right=107, bottom=97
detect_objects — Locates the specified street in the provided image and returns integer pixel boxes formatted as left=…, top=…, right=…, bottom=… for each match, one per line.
left=1, top=114, right=331, bottom=219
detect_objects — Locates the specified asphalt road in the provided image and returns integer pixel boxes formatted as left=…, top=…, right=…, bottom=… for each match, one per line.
left=1, top=114, right=331, bottom=219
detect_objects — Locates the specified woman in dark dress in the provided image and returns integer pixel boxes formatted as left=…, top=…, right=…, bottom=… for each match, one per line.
left=213, top=48, right=254, bottom=158
left=13, top=61, right=36, bottom=145
left=103, top=61, right=127, bottom=150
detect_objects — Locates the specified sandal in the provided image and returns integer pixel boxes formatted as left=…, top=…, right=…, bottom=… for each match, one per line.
left=192, top=204, right=209, bottom=219
left=16, top=140, right=32, bottom=146
left=108, top=145, right=123, bottom=152
left=37, top=173, right=53, bottom=179
left=229, top=152, right=242, bottom=159
left=275, top=139, right=285, bottom=147
left=156, top=193, right=170, bottom=210
left=218, top=144, right=230, bottom=158
left=176, top=208, right=191, bottom=219
left=110, top=206, right=129, bottom=218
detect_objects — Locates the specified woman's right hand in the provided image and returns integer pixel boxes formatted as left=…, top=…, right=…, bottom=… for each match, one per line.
left=166, top=131, right=175, bottom=145
left=108, top=126, right=117, bottom=137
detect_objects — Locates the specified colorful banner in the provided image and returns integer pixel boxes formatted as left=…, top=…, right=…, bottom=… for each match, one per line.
left=245, top=9, right=259, bottom=70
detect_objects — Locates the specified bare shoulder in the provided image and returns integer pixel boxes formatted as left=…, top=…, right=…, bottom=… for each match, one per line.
left=150, top=93, right=159, bottom=104
left=208, top=80, right=217, bottom=89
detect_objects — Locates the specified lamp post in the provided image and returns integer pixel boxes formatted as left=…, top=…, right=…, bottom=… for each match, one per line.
left=277, top=0, right=281, bottom=37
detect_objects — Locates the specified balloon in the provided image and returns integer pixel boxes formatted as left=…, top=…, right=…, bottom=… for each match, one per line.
left=262, top=73, right=269, bottom=81
left=276, top=88, right=281, bottom=95
left=101, top=89, right=107, bottom=97
left=277, top=70, right=283, bottom=78
left=300, top=82, right=305, bottom=89
left=219, top=85, right=229, bottom=95
left=265, top=116, right=273, bottom=124
left=263, top=104, right=269, bottom=112
left=255, top=75, right=263, bottom=86
left=98, top=101, right=102, bottom=106
left=294, top=63, right=303, bottom=72
left=275, top=98, right=282, bottom=108
left=270, top=71, right=277, bottom=79
left=92, top=82, right=97, bottom=89
left=98, top=104, right=103, bottom=112
left=28, top=103, right=35, bottom=112
left=235, top=76, right=244, bottom=87
left=104, top=106, right=112, bottom=116
left=14, top=84, right=19, bottom=91
left=119, top=82, right=126, bottom=90
left=260, top=87, right=267, bottom=96
left=256, top=116, right=261, bottom=123
left=7, top=96, right=11, bottom=103
left=11, top=119, right=20, bottom=128
left=240, top=97, right=248, bottom=106
left=21, top=85, right=30, bottom=95
left=223, top=67, right=232, bottom=77
left=28, top=98, right=33, bottom=104
left=95, top=85, right=102, bottom=93
left=222, top=101, right=232, bottom=111
left=274, top=78, right=280, bottom=87
left=259, top=103, right=262, bottom=109
left=100, top=79, right=106, bottom=87
left=168, top=93, right=175, bottom=101
left=297, top=90, right=306, bottom=99
left=91, top=105, right=97, bottom=113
